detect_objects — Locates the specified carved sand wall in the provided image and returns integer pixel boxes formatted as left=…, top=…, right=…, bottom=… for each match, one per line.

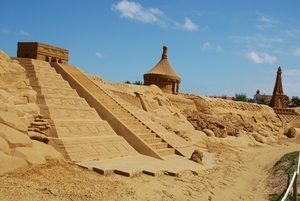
left=0, top=51, right=64, bottom=175
left=180, top=94, right=284, bottom=143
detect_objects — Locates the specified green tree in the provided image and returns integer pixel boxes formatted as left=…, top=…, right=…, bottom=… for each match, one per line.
left=221, top=95, right=227, bottom=99
left=247, top=98, right=254, bottom=103
left=124, top=80, right=143, bottom=85
left=291, top=96, right=300, bottom=106
left=258, top=94, right=269, bottom=105
left=234, top=93, right=247, bottom=102
left=285, top=95, right=290, bottom=106
left=133, top=81, right=143, bottom=85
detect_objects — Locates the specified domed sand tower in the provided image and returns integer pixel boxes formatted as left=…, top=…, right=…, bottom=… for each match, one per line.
left=143, top=46, right=181, bottom=94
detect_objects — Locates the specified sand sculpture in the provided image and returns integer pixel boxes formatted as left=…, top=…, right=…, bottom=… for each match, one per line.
left=268, top=67, right=300, bottom=126
left=0, top=50, right=64, bottom=175
left=0, top=42, right=300, bottom=176
left=144, top=46, right=181, bottom=94
left=190, top=149, right=204, bottom=164
left=17, top=42, right=69, bottom=64
left=269, top=67, right=287, bottom=109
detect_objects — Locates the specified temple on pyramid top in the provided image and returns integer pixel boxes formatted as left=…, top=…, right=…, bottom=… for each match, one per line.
left=17, top=42, right=69, bottom=64
left=143, top=46, right=181, bottom=94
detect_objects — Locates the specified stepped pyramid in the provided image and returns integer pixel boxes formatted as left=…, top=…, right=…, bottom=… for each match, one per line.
left=14, top=42, right=192, bottom=162
left=50, top=62, right=190, bottom=159
left=14, top=58, right=137, bottom=162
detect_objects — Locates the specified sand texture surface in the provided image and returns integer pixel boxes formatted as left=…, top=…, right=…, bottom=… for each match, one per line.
left=1, top=138, right=299, bottom=201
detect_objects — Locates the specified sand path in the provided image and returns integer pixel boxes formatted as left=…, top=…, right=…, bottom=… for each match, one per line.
left=0, top=139, right=299, bottom=201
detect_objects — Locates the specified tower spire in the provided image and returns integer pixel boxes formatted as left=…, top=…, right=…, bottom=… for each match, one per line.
left=269, top=67, right=287, bottom=108
left=161, top=46, right=168, bottom=59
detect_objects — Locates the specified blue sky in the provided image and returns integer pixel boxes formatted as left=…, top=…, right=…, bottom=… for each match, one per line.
left=1, top=0, right=299, bottom=98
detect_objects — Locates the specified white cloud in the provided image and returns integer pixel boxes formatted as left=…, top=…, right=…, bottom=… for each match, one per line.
left=283, top=29, right=300, bottom=37
left=284, top=69, right=300, bottom=77
left=111, top=0, right=166, bottom=27
left=95, top=52, right=104, bottom=58
left=201, top=42, right=224, bottom=52
left=201, top=42, right=212, bottom=51
left=247, top=51, right=277, bottom=65
left=292, top=48, right=300, bottom=56
left=112, top=1, right=199, bottom=31
left=282, top=69, right=300, bottom=96
left=230, top=34, right=282, bottom=44
left=183, top=18, right=198, bottom=31
left=256, top=24, right=275, bottom=29
left=1, top=28, right=9, bottom=34
left=19, top=30, right=29, bottom=36
left=255, top=12, right=280, bottom=29
left=216, top=45, right=224, bottom=52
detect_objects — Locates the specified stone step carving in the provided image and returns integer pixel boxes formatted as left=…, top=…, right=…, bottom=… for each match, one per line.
left=32, top=86, right=78, bottom=97
left=48, top=119, right=116, bottom=138
left=36, top=95, right=90, bottom=108
left=27, top=114, right=50, bottom=143
left=29, top=77, right=72, bottom=89
left=49, top=136, right=137, bottom=162
left=39, top=105, right=99, bottom=120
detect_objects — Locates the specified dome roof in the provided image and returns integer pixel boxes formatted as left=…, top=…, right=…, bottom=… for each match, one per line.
left=144, top=46, right=181, bottom=81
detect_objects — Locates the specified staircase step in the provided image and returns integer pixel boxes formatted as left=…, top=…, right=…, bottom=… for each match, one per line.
left=138, top=133, right=156, bottom=139
left=126, top=123, right=146, bottom=129
left=143, top=138, right=162, bottom=144
left=131, top=128, right=152, bottom=133
left=119, top=118, right=139, bottom=123
left=149, top=142, right=168, bottom=149
left=156, top=148, right=175, bottom=156
left=103, top=102, right=120, bottom=107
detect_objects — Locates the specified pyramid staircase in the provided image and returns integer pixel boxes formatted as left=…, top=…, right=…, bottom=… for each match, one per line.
left=97, top=92, right=175, bottom=157
left=15, top=58, right=137, bottom=162
left=51, top=63, right=180, bottom=159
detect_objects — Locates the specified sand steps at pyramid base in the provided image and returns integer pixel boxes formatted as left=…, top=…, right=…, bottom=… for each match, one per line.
left=136, top=134, right=174, bottom=157
left=149, top=142, right=169, bottom=150
left=156, top=148, right=176, bottom=156
left=118, top=117, right=140, bottom=123
left=125, top=123, right=149, bottom=130
left=101, top=101, right=122, bottom=107
left=49, top=135, right=138, bottom=162
left=143, top=137, right=163, bottom=144
left=130, top=127, right=152, bottom=134
left=110, top=109, right=132, bottom=116
left=137, top=133, right=157, bottom=139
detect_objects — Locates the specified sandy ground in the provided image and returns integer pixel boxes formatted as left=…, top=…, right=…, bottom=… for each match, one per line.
left=0, top=137, right=299, bottom=201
